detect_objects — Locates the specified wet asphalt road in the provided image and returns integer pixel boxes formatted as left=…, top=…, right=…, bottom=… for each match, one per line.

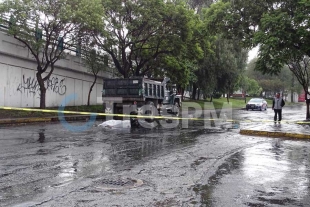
left=0, top=105, right=310, bottom=206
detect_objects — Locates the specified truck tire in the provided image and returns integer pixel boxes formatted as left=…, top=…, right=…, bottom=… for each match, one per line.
left=130, top=111, right=140, bottom=128
left=145, top=101, right=155, bottom=123
left=174, top=102, right=180, bottom=116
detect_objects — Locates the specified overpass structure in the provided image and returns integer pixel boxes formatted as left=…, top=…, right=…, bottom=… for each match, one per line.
left=0, top=30, right=112, bottom=108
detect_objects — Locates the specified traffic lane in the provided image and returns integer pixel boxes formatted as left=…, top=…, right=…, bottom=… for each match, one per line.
left=193, top=137, right=310, bottom=206
left=19, top=128, right=310, bottom=207
left=1, top=127, right=260, bottom=207
left=0, top=122, right=112, bottom=206
left=1, top=119, right=310, bottom=206
left=0, top=120, right=267, bottom=207
left=0, top=120, right=227, bottom=206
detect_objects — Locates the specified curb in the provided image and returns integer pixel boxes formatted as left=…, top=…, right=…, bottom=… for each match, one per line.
left=0, top=117, right=53, bottom=124
left=0, top=115, right=106, bottom=125
left=240, top=129, right=310, bottom=139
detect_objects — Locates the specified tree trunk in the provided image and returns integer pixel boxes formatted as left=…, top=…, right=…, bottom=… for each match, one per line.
left=192, top=83, right=197, bottom=100
left=88, top=75, right=98, bottom=106
left=305, top=90, right=310, bottom=120
left=226, top=91, right=230, bottom=103
left=291, top=75, right=294, bottom=102
left=307, top=102, right=310, bottom=120
left=40, top=88, right=47, bottom=109
left=180, top=87, right=185, bottom=100
left=291, top=90, right=294, bottom=102
left=37, top=72, right=46, bottom=109
left=197, top=88, right=200, bottom=100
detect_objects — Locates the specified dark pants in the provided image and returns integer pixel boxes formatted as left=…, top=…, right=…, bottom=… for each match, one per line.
left=274, top=109, right=282, bottom=122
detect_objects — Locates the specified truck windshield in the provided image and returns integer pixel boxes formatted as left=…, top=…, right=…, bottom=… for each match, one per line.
left=163, top=94, right=175, bottom=105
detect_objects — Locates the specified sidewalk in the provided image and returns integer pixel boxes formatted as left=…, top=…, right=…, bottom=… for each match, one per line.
left=238, top=104, right=310, bottom=140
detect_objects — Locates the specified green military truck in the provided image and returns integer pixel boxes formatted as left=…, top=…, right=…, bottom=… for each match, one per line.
left=102, top=77, right=181, bottom=123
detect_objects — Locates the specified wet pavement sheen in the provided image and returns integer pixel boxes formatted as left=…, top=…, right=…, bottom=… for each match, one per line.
left=193, top=140, right=310, bottom=206
left=0, top=105, right=310, bottom=206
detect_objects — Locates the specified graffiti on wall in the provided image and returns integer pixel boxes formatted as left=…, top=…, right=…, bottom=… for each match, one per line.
left=46, top=77, right=67, bottom=95
left=17, top=75, right=67, bottom=96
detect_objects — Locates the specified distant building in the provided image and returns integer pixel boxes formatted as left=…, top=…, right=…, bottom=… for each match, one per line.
left=287, top=92, right=299, bottom=103
left=231, top=90, right=247, bottom=98
left=298, top=90, right=307, bottom=102
left=296, top=89, right=310, bottom=102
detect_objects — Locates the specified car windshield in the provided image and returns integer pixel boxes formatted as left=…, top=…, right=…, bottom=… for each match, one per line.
left=249, top=99, right=262, bottom=103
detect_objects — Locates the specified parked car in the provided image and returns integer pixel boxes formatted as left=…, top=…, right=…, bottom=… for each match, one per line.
left=246, top=98, right=268, bottom=111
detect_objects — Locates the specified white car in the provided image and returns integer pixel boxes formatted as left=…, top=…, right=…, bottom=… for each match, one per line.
left=246, top=98, right=268, bottom=111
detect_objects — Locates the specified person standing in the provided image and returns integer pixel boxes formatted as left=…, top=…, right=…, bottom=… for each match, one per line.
left=272, top=93, right=285, bottom=124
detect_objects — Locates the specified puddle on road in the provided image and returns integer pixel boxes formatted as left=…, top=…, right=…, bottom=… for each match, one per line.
left=193, top=139, right=310, bottom=206
left=108, top=118, right=233, bottom=169
left=0, top=121, right=229, bottom=206
left=108, top=128, right=203, bottom=171
left=192, top=152, right=244, bottom=206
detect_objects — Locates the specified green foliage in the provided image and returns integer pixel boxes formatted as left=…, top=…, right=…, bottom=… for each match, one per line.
left=183, top=97, right=259, bottom=109
left=0, top=0, right=103, bottom=108
left=212, top=91, right=222, bottom=99
left=207, top=0, right=310, bottom=75
left=83, top=48, right=106, bottom=75
left=242, top=77, right=262, bottom=96
left=162, top=10, right=205, bottom=88
left=206, top=0, right=310, bottom=119
left=246, top=58, right=296, bottom=94
left=196, top=4, right=249, bottom=98
left=203, top=1, right=230, bottom=32
left=205, top=36, right=248, bottom=95
left=94, top=0, right=202, bottom=81
left=0, top=0, right=103, bottom=59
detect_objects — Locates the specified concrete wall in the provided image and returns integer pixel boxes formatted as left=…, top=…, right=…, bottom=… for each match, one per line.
left=0, top=32, right=110, bottom=107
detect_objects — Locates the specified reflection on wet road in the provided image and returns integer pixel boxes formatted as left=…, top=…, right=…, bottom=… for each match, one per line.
left=0, top=121, right=227, bottom=206
left=0, top=106, right=310, bottom=206
left=191, top=106, right=310, bottom=207
left=193, top=139, right=310, bottom=206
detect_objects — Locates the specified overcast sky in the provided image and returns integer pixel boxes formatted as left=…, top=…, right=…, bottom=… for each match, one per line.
left=248, top=46, right=259, bottom=63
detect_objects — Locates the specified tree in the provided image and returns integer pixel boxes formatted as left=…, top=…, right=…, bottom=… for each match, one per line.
left=194, top=34, right=218, bottom=101
left=93, top=0, right=196, bottom=78
left=83, top=48, right=107, bottom=106
left=0, top=0, right=102, bottom=108
left=162, top=9, right=205, bottom=99
left=246, top=58, right=292, bottom=97
left=206, top=0, right=310, bottom=119
left=287, top=57, right=310, bottom=118
left=242, top=77, right=262, bottom=97
left=186, top=0, right=214, bottom=13
left=206, top=36, right=248, bottom=103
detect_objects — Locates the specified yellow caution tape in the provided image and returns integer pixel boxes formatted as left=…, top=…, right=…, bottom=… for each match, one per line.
left=0, top=106, right=204, bottom=120
left=0, top=106, right=310, bottom=124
